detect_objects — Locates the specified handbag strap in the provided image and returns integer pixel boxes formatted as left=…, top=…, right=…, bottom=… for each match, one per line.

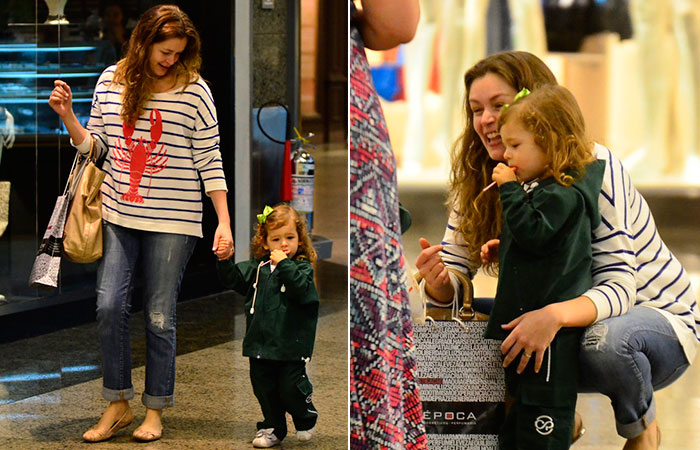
left=64, top=137, right=95, bottom=198
left=418, top=267, right=489, bottom=322
left=63, top=151, right=81, bottom=197
left=447, top=268, right=488, bottom=322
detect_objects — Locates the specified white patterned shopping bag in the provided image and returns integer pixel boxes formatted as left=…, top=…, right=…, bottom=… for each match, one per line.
left=412, top=270, right=505, bottom=449
left=28, top=193, right=71, bottom=289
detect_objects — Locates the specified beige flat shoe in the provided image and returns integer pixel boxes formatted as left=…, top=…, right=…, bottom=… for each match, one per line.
left=133, top=426, right=163, bottom=442
left=83, top=407, right=134, bottom=442
left=572, top=411, right=586, bottom=445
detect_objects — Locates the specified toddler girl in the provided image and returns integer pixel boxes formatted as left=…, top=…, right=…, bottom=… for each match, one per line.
left=481, top=85, right=605, bottom=449
left=217, top=203, right=319, bottom=448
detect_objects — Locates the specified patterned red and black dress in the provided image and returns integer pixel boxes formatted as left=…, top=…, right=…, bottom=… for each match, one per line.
left=349, top=6, right=427, bottom=449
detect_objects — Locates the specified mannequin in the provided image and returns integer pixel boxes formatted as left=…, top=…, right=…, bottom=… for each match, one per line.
left=629, top=0, right=700, bottom=179
left=507, top=0, right=548, bottom=57
left=673, top=1, right=700, bottom=172
left=435, top=0, right=490, bottom=160
left=0, top=106, right=12, bottom=302
left=401, top=1, right=439, bottom=174
left=0, top=107, right=13, bottom=238
left=446, top=0, right=546, bottom=146
left=0, top=107, right=14, bottom=167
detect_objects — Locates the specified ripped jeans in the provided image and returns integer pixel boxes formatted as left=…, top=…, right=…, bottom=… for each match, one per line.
left=578, top=306, right=690, bottom=438
left=96, top=221, right=197, bottom=409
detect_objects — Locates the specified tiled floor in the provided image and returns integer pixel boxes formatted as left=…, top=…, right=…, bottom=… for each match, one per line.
left=0, top=144, right=348, bottom=449
left=400, top=183, right=700, bottom=450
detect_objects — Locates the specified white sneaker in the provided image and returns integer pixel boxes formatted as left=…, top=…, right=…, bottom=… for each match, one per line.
left=252, top=428, right=280, bottom=448
left=296, top=426, right=315, bottom=442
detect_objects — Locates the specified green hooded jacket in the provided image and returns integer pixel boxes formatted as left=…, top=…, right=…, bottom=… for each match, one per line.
left=217, top=257, right=319, bottom=361
left=484, top=160, right=605, bottom=340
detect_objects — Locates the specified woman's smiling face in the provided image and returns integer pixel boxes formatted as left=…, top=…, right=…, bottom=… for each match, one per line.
left=468, top=72, right=518, bottom=162
left=148, top=37, right=187, bottom=78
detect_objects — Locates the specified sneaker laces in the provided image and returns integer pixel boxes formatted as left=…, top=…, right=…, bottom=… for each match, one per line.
left=255, top=428, right=274, bottom=439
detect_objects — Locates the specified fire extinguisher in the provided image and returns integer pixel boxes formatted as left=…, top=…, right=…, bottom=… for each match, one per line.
left=290, top=128, right=315, bottom=231
left=256, top=102, right=315, bottom=231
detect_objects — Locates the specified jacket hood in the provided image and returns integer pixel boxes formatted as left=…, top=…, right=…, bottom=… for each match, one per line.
left=572, top=159, right=605, bottom=229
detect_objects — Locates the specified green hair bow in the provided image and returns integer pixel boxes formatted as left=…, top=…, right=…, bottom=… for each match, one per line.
left=257, top=205, right=274, bottom=224
left=513, top=87, right=531, bottom=102
left=503, top=88, right=531, bottom=111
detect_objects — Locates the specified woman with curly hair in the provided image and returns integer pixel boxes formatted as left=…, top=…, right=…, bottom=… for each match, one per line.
left=48, top=4, right=232, bottom=442
left=416, top=51, right=698, bottom=450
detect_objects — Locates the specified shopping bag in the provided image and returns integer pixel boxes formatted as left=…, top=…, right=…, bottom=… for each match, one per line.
left=63, top=141, right=105, bottom=263
left=28, top=192, right=71, bottom=289
left=412, top=269, right=505, bottom=449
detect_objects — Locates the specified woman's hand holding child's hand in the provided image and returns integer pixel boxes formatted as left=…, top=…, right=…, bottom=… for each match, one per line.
left=270, top=249, right=287, bottom=265
left=215, top=237, right=234, bottom=261
left=492, top=163, right=517, bottom=187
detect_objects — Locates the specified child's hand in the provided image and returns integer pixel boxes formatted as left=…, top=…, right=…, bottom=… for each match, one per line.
left=492, top=163, right=517, bottom=187
left=270, top=249, right=287, bottom=264
left=215, top=237, right=234, bottom=261
left=480, top=239, right=500, bottom=265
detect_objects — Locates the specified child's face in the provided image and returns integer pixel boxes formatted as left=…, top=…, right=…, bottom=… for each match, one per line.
left=500, top=119, right=550, bottom=182
left=264, top=219, right=299, bottom=259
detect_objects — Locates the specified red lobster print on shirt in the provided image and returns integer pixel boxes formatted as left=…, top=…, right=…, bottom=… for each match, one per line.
left=113, top=109, right=168, bottom=203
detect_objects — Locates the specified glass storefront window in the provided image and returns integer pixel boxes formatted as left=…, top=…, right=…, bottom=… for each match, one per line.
left=0, top=1, right=236, bottom=315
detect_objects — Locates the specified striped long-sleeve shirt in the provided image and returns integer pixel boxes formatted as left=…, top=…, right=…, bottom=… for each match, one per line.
left=75, top=65, right=227, bottom=238
left=434, top=144, right=700, bottom=363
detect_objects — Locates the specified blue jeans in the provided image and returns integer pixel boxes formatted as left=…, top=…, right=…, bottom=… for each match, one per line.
left=96, top=221, right=197, bottom=409
left=578, top=306, right=690, bottom=438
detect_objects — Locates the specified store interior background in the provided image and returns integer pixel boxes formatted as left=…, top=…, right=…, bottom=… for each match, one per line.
left=381, top=1, right=700, bottom=449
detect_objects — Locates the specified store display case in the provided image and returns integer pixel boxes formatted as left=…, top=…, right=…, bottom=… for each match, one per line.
left=0, top=25, right=116, bottom=137
left=0, top=20, right=119, bottom=314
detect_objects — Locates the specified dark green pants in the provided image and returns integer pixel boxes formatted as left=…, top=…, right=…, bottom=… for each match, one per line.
left=249, top=358, right=318, bottom=440
left=499, top=329, right=582, bottom=450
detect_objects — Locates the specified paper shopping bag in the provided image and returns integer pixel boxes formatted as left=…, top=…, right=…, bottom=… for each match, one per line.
left=29, top=193, right=71, bottom=289
left=412, top=269, right=505, bottom=448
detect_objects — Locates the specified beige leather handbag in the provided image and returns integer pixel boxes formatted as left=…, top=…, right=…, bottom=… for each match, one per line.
left=63, top=139, right=105, bottom=263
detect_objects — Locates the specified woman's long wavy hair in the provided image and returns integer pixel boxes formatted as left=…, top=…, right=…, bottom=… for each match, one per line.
left=111, top=4, right=202, bottom=125
left=499, top=85, right=595, bottom=187
left=449, top=51, right=557, bottom=273
left=251, top=204, right=317, bottom=264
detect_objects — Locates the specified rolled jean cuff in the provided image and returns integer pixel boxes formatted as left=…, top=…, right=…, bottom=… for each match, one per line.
left=142, top=392, right=174, bottom=409
left=102, top=386, right=134, bottom=402
left=616, top=395, right=656, bottom=439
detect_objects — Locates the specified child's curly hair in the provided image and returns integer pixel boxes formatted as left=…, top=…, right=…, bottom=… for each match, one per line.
left=251, top=203, right=317, bottom=263
left=498, top=84, right=595, bottom=187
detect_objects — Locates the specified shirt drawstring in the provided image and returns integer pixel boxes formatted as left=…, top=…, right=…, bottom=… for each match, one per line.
left=250, top=260, right=272, bottom=314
